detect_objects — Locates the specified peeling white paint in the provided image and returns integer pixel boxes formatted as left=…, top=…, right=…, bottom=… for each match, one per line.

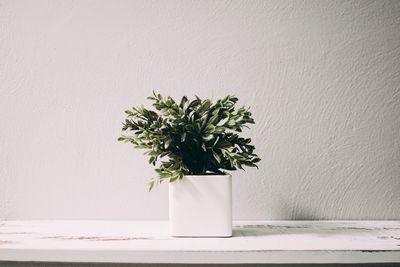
left=0, top=0, right=399, bottom=220
left=0, top=220, right=400, bottom=264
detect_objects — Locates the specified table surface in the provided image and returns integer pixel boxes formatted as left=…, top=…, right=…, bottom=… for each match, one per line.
left=0, top=220, right=399, bottom=264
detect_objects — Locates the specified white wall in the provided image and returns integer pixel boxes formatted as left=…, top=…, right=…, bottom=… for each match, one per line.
left=1, top=0, right=399, bottom=220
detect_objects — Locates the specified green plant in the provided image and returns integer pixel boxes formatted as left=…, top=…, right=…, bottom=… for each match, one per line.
left=118, top=92, right=261, bottom=191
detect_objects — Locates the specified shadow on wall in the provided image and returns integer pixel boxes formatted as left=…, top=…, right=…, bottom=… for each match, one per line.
left=291, top=205, right=322, bottom=220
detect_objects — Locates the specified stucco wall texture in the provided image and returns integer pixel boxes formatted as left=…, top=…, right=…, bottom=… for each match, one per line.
left=0, top=0, right=399, bottom=220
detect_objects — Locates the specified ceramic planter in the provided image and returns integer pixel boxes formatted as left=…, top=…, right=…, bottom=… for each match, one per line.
left=169, top=174, right=232, bottom=237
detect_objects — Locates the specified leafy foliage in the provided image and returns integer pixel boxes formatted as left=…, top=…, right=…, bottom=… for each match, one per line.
left=118, top=92, right=261, bottom=191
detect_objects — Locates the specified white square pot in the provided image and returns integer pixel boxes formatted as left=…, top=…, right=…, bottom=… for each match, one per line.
left=169, top=174, right=232, bottom=237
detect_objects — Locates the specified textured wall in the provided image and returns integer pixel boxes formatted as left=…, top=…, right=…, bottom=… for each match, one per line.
left=0, top=0, right=399, bottom=220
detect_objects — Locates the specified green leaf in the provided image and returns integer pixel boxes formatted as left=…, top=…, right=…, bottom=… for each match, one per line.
left=181, top=132, right=186, bottom=142
left=201, top=143, right=206, bottom=151
left=119, top=91, right=260, bottom=191
left=202, top=134, right=214, bottom=142
left=149, top=156, right=156, bottom=165
left=212, top=150, right=221, bottom=163
left=148, top=180, right=155, bottom=191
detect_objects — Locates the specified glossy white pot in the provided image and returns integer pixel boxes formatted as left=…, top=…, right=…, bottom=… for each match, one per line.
left=169, top=174, right=232, bottom=237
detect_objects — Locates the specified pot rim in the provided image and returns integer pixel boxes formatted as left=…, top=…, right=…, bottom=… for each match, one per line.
left=183, top=172, right=231, bottom=178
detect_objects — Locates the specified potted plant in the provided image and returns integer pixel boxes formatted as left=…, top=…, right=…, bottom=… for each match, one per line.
left=119, top=92, right=260, bottom=237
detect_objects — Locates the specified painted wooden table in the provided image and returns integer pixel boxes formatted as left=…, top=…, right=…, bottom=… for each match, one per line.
left=0, top=220, right=399, bottom=264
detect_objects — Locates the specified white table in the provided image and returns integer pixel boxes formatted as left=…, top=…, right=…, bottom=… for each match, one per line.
left=0, top=220, right=399, bottom=264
